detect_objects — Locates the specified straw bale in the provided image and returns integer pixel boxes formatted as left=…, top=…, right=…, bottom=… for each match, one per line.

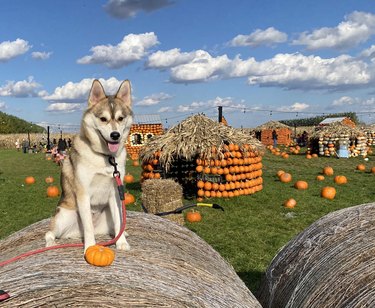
left=140, top=114, right=264, bottom=171
left=254, top=121, right=291, bottom=131
left=142, top=179, right=185, bottom=225
left=258, top=202, right=375, bottom=308
left=0, top=133, right=76, bottom=149
left=311, top=122, right=363, bottom=138
left=0, top=212, right=261, bottom=307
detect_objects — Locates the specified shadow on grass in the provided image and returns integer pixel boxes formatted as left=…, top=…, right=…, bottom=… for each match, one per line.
left=237, top=270, right=265, bottom=297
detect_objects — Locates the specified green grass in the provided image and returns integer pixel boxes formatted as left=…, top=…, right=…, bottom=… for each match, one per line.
left=0, top=148, right=374, bottom=295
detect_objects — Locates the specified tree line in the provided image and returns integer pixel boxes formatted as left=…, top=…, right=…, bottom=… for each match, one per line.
left=279, top=112, right=359, bottom=127
left=0, top=111, right=45, bottom=134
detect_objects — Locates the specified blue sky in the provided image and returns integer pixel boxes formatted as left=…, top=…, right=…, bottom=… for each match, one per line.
left=1, top=0, right=375, bottom=132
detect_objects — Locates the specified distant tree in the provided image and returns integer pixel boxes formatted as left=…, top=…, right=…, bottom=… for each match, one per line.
left=0, top=111, right=45, bottom=134
left=280, top=112, right=359, bottom=127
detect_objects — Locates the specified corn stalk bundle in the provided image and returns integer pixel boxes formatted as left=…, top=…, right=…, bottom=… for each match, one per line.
left=253, top=120, right=291, bottom=131
left=0, top=211, right=261, bottom=307
left=258, top=202, right=375, bottom=308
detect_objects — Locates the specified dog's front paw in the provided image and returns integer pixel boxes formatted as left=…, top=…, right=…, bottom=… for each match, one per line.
left=116, top=238, right=130, bottom=251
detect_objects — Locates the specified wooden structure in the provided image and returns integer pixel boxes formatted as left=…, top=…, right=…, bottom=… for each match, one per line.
left=319, top=116, right=356, bottom=128
left=125, top=114, right=163, bottom=158
left=139, top=114, right=264, bottom=199
left=254, top=121, right=292, bottom=146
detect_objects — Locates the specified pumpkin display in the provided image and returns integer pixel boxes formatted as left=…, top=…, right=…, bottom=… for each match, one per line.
left=85, top=245, right=115, bottom=267
left=25, top=176, right=36, bottom=185
left=283, top=198, right=297, bottom=209
left=321, top=186, right=336, bottom=200
left=123, top=173, right=134, bottom=184
left=45, top=176, right=54, bottom=184
left=124, top=192, right=135, bottom=205
left=47, top=186, right=60, bottom=198
left=323, top=166, right=334, bottom=176
left=279, top=172, right=292, bottom=183
left=316, top=175, right=325, bottom=181
left=334, top=175, right=347, bottom=185
left=356, top=164, right=366, bottom=171
left=186, top=210, right=202, bottom=223
left=294, top=180, right=308, bottom=190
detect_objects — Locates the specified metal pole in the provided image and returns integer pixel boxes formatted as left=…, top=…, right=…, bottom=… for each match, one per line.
left=218, top=106, right=223, bottom=123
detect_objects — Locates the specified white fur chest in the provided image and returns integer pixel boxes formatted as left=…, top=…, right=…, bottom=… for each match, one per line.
left=89, top=173, right=116, bottom=210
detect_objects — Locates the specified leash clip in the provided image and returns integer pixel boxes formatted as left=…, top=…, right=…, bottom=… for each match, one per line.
left=108, top=156, right=120, bottom=178
left=108, top=156, right=125, bottom=201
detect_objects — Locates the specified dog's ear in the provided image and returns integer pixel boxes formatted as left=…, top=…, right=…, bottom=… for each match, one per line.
left=88, top=80, right=106, bottom=107
left=115, top=80, right=132, bottom=106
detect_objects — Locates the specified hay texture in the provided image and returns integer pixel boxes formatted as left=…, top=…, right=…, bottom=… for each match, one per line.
left=312, top=122, right=363, bottom=138
left=0, top=211, right=261, bottom=307
left=258, top=202, right=375, bottom=308
left=141, top=179, right=185, bottom=225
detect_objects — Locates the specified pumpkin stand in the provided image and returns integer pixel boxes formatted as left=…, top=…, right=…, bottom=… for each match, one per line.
left=139, top=114, right=265, bottom=199
left=253, top=120, right=292, bottom=146
left=0, top=212, right=261, bottom=307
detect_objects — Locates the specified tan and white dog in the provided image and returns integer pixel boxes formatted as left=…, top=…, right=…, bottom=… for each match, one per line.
left=45, top=79, right=133, bottom=253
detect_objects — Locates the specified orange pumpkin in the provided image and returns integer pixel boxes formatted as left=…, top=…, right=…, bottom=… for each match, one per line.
left=371, top=166, right=375, bottom=174
left=316, top=175, right=325, bottom=181
left=45, top=176, right=54, bottom=184
left=294, top=180, right=308, bottom=190
left=279, top=172, right=292, bottom=183
left=25, top=176, right=35, bottom=185
left=356, top=164, right=366, bottom=171
left=186, top=210, right=202, bottom=223
left=284, top=198, right=297, bottom=209
left=323, top=166, right=334, bottom=176
left=124, top=192, right=135, bottom=205
left=276, top=170, right=285, bottom=177
left=306, top=154, right=312, bottom=159
left=132, top=160, right=140, bottom=167
left=47, top=186, right=60, bottom=198
left=334, top=175, right=347, bottom=185
left=321, top=186, right=336, bottom=200
left=85, top=245, right=115, bottom=267
left=123, top=173, right=134, bottom=184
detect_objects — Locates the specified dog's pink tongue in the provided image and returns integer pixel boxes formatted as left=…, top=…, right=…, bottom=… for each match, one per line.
left=108, top=142, right=120, bottom=153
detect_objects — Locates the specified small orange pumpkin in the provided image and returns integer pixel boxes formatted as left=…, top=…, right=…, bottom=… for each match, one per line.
left=25, top=176, right=35, bottom=185
left=123, top=173, right=134, bottom=184
left=47, top=186, right=60, bottom=198
left=371, top=166, right=375, bottom=174
left=279, top=172, right=292, bottom=183
left=45, top=176, right=54, bottom=184
left=186, top=210, right=202, bottom=223
left=276, top=170, right=285, bottom=177
left=284, top=198, right=297, bottom=209
left=132, top=160, right=140, bottom=167
left=334, top=175, right=347, bottom=185
left=316, top=175, right=325, bottom=181
left=124, top=192, right=135, bottom=205
left=85, top=245, right=115, bottom=267
left=323, top=166, right=334, bottom=176
left=321, top=186, right=336, bottom=200
left=294, top=180, right=308, bottom=190
left=356, top=164, right=366, bottom=171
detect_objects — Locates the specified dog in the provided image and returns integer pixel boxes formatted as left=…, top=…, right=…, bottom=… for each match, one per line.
left=45, top=79, right=133, bottom=253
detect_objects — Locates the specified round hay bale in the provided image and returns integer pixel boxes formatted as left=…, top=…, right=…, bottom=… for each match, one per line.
left=257, top=202, right=375, bottom=308
left=0, top=211, right=261, bottom=307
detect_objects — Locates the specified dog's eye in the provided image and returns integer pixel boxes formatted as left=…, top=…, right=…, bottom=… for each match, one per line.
left=100, top=117, right=107, bottom=123
left=118, top=116, right=124, bottom=122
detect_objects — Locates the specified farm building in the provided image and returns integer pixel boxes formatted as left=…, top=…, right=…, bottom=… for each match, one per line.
left=310, top=122, right=368, bottom=157
left=254, top=121, right=292, bottom=146
left=318, top=116, right=356, bottom=128
left=126, top=114, right=164, bottom=158
left=139, top=114, right=265, bottom=199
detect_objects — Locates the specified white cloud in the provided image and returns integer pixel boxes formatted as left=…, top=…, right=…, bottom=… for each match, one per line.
left=42, top=77, right=123, bottom=102
left=136, top=92, right=172, bottom=106
left=158, top=106, right=173, bottom=113
left=331, top=96, right=375, bottom=110
left=176, top=96, right=245, bottom=113
left=77, top=32, right=159, bottom=68
left=0, top=77, right=41, bottom=97
left=104, top=0, right=174, bottom=19
left=332, top=96, right=357, bottom=106
left=146, top=48, right=197, bottom=69
left=0, top=101, right=6, bottom=110
left=293, top=11, right=375, bottom=50
left=277, top=102, right=310, bottom=112
left=0, top=39, right=31, bottom=62
left=31, top=51, right=52, bottom=60
left=230, top=27, right=288, bottom=47
left=360, top=45, right=375, bottom=59
left=46, top=103, right=83, bottom=113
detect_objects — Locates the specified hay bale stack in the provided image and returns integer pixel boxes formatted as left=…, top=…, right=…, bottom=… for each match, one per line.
left=141, top=179, right=185, bottom=225
left=0, top=211, right=261, bottom=307
left=257, top=202, right=375, bottom=308
left=254, top=121, right=292, bottom=146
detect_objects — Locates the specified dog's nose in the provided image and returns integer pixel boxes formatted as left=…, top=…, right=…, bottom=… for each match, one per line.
left=110, top=131, right=120, bottom=141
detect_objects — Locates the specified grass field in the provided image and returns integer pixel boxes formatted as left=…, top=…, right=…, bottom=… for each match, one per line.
left=0, top=148, right=374, bottom=295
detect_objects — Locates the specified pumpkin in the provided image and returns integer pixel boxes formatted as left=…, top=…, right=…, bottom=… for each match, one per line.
left=294, top=180, right=308, bottom=190
left=356, top=164, right=366, bottom=171
left=279, top=172, right=292, bottom=183
left=284, top=198, right=297, bottom=209
left=186, top=210, right=202, bottom=223
left=323, top=166, right=334, bottom=176
left=47, top=186, right=60, bottom=198
left=276, top=170, right=285, bottom=177
left=306, top=154, right=312, bottom=159
left=371, top=166, right=375, bottom=174
left=316, top=175, right=325, bottom=181
left=334, top=175, right=347, bottom=184
left=45, top=176, right=54, bottom=184
left=124, top=192, right=135, bottom=205
left=132, top=160, right=139, bottom=167
left=321, top=186, right=336, bottom=200
left=25, top=176, right=35, bottom=185
left=85, top=245, right=115, bottom=267
left=123, top=173, right=134, bottom=184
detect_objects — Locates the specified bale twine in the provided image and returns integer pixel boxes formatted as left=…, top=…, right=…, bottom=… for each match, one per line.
left=257, top=202, right=375, bottom=308
left=0, top=211, right=261, bottom=307
left=141, top=179, right=185, bottom=225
